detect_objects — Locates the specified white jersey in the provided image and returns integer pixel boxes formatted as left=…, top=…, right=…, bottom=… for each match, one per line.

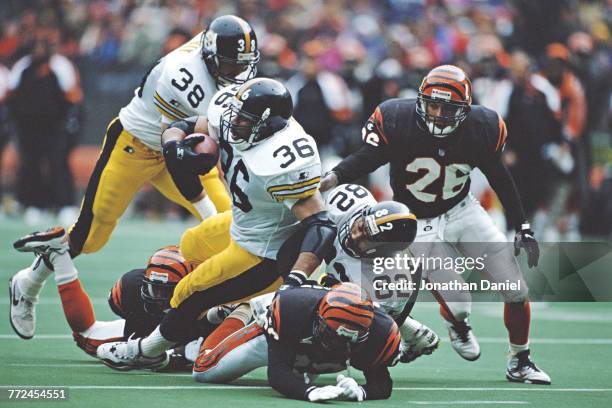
left=207, top=86, right=322, bottom=259
left=119, top=33, right=218, bottom=150
left=325, top=184, right=409, bottom=318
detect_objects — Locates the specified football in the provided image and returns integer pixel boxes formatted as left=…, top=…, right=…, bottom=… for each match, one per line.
left=186, top=133, right=219, bottom=162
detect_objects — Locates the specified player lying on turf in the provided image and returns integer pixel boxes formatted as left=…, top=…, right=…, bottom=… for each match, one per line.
left=320, top=64, right=550, bottom=384
left=95, top=78, right=337, bottom=370
left=13, top=227, right=248, bottom=366
left=8, top=15, right=261, bottom=341
left=190, top=193, right=439, bottom=387
left=196, top=282, right=402, bottom=402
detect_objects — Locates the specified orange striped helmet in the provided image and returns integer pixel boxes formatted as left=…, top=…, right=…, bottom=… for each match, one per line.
left=141, top=245, right=194, bottom=317
left=416, top=65, right=472, bottom=137
left=314, top=283, right=375, bottom=350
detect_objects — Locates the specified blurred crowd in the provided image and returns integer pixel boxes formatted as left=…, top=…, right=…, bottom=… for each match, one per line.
left=0, top=0, right=610, bottom=239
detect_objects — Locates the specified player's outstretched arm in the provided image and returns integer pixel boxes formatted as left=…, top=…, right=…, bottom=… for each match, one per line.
left=284, top=192, right=337, bottom=285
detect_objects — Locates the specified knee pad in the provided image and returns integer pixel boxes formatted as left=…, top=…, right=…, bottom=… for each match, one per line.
left=179, top=227, right=202, bottom=264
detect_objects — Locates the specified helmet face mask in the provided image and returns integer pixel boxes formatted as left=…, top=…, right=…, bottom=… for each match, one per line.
left=339, top=202, right=417, bottom=259
left=141, top=279, right=175, bottom=318
left=220, top=78, right=293, bottom=150
left=201, top=16, right=260, bottom=88
left=416, top=65, right=472, bottom=137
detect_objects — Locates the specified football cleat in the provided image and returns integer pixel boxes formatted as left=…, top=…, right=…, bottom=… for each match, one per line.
left=8, top=274, right=36, bottom=339
left=506, top=349, right=551, bottom=385
left=446, top=319, right=481, bottom=361
left=13, top=227, right=69, bottom=256
left=97, top=337, right=169, bottom=371
left=399, top=323, right=440, bottom=363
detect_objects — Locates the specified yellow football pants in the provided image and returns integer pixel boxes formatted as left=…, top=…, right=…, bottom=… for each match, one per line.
left=171, top=210, right=282, bottom=310
left=68, top=118, right=230, bottom=255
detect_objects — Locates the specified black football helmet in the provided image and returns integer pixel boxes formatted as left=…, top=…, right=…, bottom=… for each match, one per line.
left=201, top=15, right=260, bottom=88
left=339, top=201, right=417, bottom=258
left=221, top=78, right=293, bottom=150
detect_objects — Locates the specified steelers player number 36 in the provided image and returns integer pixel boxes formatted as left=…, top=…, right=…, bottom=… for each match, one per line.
left=272, top=138, right=315, bottom=168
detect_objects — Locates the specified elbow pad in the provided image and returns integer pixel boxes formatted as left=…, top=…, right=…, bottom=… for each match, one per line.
left=299, top=211, right=337, bottom=261
left=168, top=118, right=197, bottom=135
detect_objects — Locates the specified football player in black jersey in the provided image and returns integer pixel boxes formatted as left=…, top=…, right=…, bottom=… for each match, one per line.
left=321, top=65, right=550, bottom=385
left=191, top=283, right=400, bottom=402
left=13, top=228, right=238, bottom=365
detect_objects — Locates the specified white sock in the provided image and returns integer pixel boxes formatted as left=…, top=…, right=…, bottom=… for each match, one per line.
left=184, top=338, right=203, bottom=363
left=50, top=252, right=78, bottom=286
left=17, top=256, right=53, bottom=300
left=509, top=342, right=529, bottom=355
left=399, top=316, right=424, bottom=341
left=140, top=326, right=176, bottom=357
left=192, top=195, right=217, bottom=219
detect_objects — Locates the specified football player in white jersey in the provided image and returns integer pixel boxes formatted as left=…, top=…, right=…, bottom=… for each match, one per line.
left=96, top=78, right=338, bottom=370
left=9, top=15, right=259, bottom=341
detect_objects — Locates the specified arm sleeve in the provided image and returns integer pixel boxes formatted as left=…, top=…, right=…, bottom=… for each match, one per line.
left=361, top=366, right=393, bottom=400
left=332, top=106, right=392, bottom=184
left=265, top=162, right=322, bottom=210
left=480, top=159, right=527, bottom=231
left=267, top=338, right=311, bottom=400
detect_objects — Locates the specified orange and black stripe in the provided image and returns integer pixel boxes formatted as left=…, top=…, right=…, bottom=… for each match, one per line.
left=109, top=279, right=124, bottom=315
left=371, top=321, right=401, bottom=368
left=270, top=296, right=281, bottom=335
left=193, top=323, right=264, bottom=373
left=319, top=283, right=374, bottom=334
left=146, top=246, right=194, bottom=282
left=68, top=118, right=123, bottom=256
left=495, top=114, right=508, bottom=152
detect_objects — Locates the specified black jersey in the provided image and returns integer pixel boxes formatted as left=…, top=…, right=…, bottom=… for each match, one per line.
left=108, top=269, right=218, bottom=340
left=108, top=269, right=160, bottom=338
left=267, top=286, right=399, bottom=400
left=333, top=99, right=526, bottom=229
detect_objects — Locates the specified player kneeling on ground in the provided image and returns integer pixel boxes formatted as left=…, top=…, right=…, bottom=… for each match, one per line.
left=194, top=283, right=400, bottom=402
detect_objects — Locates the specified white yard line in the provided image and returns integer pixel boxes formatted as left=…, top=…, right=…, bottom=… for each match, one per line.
left=0, top=385, right=611, bottom=392
left=408, top=401, right=529, bottom=405
left=2, top=334, right=611, bottom=345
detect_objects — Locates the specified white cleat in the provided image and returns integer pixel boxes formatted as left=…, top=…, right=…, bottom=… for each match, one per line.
left=446, top=319, right=481, bottom=361
left=13, top=227, right=69, bottom=255
left=97, top=337, right=169, bottom=371
left=506, top=349, right=551, bottom=385
left=8, top=273, right=36, bottom=339
left=399, top=323, right=440, bottom=363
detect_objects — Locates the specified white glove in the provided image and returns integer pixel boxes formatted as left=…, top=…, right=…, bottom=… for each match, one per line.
left=307, top=385, right=344, bottom=402
left=336, top=374, right=365, bottom=401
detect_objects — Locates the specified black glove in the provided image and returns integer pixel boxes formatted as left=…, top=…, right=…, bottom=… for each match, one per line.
left=281, top=270, right=308, bottom=288
left=514, top=223, right=539, bottom=268
left=163, top=136, right=217, bottom=175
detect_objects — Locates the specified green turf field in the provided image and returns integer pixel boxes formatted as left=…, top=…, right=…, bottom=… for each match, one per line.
left=1, top=218, right=611, bottom=407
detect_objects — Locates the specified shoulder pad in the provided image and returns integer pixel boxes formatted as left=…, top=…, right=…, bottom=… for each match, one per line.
left=242, top=120, right=321, bottom=177
left=207, top=85, right=240, bottom=128
left=325, top=184, right=377, bottom=226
